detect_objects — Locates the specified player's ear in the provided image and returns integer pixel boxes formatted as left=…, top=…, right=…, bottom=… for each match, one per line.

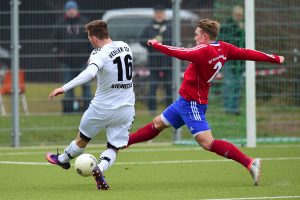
left=90, top=36, right=97, bottom=42
left=204, top=32, right=209, bottom=40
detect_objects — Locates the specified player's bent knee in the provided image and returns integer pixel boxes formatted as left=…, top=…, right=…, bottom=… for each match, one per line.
left=107, top=142, right=120, bottom=152
left=79, top=132, right=91, bottom=142
left=196, top=139, right=212, bottom=150
left=200, top=142, right=212, bottom=151
left=153, top=116, right=167, bottom=131
left=194, top=131, right=214, bottom=151
left=75, top=132, right=91, bottom=148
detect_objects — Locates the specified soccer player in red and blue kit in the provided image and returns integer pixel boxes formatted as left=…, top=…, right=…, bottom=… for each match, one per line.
left=127, top=19, right=284, bottom=186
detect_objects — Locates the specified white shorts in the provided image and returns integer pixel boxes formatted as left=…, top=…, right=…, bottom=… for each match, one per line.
left=79, top=104, right=135, bottom=148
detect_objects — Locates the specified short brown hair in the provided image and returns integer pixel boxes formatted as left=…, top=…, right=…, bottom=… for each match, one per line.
left=85, top=20, right=109, bottom=40
left=198, top=19, right=220, bottom=40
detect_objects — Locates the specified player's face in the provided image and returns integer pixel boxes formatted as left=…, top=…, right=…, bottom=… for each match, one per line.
left=194, top=27, right=208, bottom=45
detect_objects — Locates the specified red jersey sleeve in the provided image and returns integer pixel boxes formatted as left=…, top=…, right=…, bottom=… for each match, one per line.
left=224, top=42, right=281, bottom=64
left=152, top=42, right=203, bottom=63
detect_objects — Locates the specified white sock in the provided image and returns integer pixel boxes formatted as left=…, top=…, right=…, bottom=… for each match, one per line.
left=58, top=140, right=85, bottom=163
left=98, top=149, right=117, bottom=172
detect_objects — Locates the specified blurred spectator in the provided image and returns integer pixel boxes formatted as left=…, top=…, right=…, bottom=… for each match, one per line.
left=140, top=5, right=172, bottom=114
left=219, top=5, right=245, bottom=115
left=52, top=0, right=91, bottom=113
left=0, top=46, right=9, bottom=82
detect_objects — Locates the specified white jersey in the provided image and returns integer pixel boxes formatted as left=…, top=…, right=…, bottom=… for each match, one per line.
left=89, top=41, right=135, bottom=109
left=63, top=41, right=135, bottom=110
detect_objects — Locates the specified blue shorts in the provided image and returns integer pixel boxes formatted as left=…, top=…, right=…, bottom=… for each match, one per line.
left=161, top=96, right=210, bottom=136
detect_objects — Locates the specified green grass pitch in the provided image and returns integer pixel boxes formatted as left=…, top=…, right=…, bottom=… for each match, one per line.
left=0, top=144, right=300, bottom=200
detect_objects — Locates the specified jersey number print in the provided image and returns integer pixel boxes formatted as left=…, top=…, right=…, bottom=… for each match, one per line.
left=113, top=54, right=133, bottom=81
left=207, top=61, right=222, bottom=83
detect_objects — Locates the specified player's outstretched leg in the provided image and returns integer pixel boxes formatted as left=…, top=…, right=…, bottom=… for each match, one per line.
left=46, top=151, right=71, bottom=170
left=210, top=139, right=253, bottom=168
left=248, top=158, right=262, bottom=186
left=128, top=122, right=162, bottom=146
left=210, top=140, right=263, bottom=185
left=196, top=132, right=262, bottom=186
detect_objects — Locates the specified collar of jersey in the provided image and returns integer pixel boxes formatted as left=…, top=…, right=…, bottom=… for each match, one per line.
left=210, top=41, right=219, bottom=44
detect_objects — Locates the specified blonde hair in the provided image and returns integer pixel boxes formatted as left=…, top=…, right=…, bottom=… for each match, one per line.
left=198, top=19, right=220, bottom=40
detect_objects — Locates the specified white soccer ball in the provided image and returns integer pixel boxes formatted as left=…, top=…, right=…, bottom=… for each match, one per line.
left=74, top=154, right=98, bottom=177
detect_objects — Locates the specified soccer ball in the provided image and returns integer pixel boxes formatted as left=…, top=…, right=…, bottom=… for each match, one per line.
left=74, top=154, right=98, bottom=177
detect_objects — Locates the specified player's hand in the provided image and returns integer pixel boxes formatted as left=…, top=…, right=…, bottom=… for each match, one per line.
left=279, top=56, right=284, bottom=64
left=49, top=87, right=65, bottom=100
left=147, top=39, right=158, bottom=46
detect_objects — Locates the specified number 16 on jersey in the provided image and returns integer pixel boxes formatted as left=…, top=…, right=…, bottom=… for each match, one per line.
left=113, top=55, right=133, bottom=81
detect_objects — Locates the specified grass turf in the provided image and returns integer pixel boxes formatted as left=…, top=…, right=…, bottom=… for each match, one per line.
left=0, top=144, right=300, bottom=200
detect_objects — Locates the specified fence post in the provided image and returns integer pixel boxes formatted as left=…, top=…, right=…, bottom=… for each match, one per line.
left=172, top=0, right=182, bottom=143
left=245, top=0, right=256, bottom=147
left=11, top=0, right=20, bottom=147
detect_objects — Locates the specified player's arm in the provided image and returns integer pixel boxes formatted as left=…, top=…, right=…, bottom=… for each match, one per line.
left=148, top=39, right=201, bottom=63
left=49, top=64, right=98, bottom=100
left=225, top=42, right=284, bottom=64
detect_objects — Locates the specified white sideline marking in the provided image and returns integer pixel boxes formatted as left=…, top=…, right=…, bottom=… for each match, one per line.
left=1, top=144, right=300, bottom=156
left=0, top=157, right=300, bottom=166
left=202, top=195, right=300, bottom=200
left=117, top=157, right=300, bottom=165
left=0, top=161, right=50, bottom=165
left=0, top=147, right=201, bottom=156
left=0, top=142, right=172, bottom=150
left=0, top=143, right=299, bottom=151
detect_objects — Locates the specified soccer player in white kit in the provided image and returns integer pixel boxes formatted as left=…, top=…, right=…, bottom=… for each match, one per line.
left=46, top=20, right=135, bottom=190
